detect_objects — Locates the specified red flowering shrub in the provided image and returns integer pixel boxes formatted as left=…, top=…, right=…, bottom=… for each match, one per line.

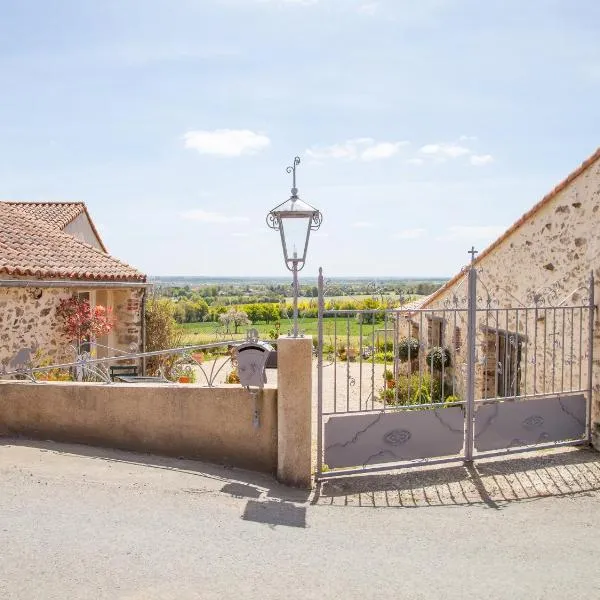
left=56, top=296, right=114, bottom=352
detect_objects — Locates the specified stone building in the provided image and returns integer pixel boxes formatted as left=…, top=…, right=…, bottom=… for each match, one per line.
left=0, top=201, right=147, bottom=368
left=416, top=146, right=600, bottom=444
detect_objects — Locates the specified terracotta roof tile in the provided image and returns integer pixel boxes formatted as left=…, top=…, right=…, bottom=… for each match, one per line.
left=6, top=201, right=85, bottom=229
left=0, top=203, right=146, bottom=282
left=422, top=146, right=600, bottom=308
left=5, top=201, right=108, bottom=252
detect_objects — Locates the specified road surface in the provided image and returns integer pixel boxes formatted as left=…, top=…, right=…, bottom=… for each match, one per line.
left=2, top=439, right=600, bottom=599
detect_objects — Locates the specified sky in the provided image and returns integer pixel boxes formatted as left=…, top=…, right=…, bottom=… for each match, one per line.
left=0, top=0, right=599, bottom=278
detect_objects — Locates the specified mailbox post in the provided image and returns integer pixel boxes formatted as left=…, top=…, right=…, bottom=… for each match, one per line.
left=235, top=329, right=274, bottom=428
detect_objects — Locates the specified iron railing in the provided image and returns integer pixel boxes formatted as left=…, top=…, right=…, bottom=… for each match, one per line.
left=1, top=340, right=245, bottom=387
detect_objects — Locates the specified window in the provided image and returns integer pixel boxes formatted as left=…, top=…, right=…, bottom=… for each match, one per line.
left=483, top=328, right=523, bottom=398
left=428, top=316, right=444, bottom=347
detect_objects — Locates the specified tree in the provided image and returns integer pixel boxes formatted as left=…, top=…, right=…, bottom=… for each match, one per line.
left=56, top=296, right=113, bottom=354
left=144, top=297, right=182, bottom=377
left=219, top=308, right=251, bottom=334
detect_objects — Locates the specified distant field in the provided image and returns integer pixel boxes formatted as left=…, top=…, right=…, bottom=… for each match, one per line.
left=207, top=294, right=425, bottom=306
left=180, top=317, right=398, bottom=348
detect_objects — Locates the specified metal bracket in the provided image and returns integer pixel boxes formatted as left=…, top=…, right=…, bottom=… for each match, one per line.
left=248, top=388, right=260, bottom=428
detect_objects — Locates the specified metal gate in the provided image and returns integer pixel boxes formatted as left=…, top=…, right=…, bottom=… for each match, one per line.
left=316, top=263, right=595, bottom=480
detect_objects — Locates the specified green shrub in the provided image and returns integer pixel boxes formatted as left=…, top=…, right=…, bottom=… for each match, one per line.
left=376, top=340, right=394, bottom=352
left=374, top=351, right=394, bottom=363
left=381, top=372, right=447, bottom=406
left=445, top=394, right=461, bottom=404
left=426, top=346, right=451, bottom=370
left=145, top=297, right=183, bottom=378
left=397, top=337, right=420, bottom=362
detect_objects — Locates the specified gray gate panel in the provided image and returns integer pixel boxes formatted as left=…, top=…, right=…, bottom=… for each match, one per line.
left=474, top=394, right=586, bottom=452
left=324, top=407, right=464, bottom=469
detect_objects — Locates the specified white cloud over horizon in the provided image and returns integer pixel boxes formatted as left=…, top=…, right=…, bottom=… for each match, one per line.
left=306, top=138, right=409, bottom=162
left=357, top=2, right=379, bottom=16
left=437, top=225, right=506, bottom=242
left=419, top=143, right=471, bottom=159
left=183, top=129, right=270, bottom=157
left=395, top=228, right=426, bottom=239
left=470, top=154, right=494, bottom=166
left=181, top=209, right=250, bottom=223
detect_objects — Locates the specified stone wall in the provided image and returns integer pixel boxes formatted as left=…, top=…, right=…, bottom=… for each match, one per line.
left=0, top=279, right=145, bottom=369
left=424, top=154, right=600, bottom=443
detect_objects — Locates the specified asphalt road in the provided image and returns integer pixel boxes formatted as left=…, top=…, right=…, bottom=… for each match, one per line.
left=2, top=440, right=600, bottom=600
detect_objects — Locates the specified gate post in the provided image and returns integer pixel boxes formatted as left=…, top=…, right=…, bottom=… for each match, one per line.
left=316, top=267, right=324, bottom=477
left=277, top=334, right=313, bottom=488
left=465, top=247, right=478, bottom=463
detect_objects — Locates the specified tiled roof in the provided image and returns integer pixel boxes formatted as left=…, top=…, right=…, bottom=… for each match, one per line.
left=396, top=296, right=429, bottom=311
left=422, top=146, right=600, bottom=308
left=5, top=201, right=108, bottom=252
left=6, top=201, right=85, bottom=229
left=0, top=203, right=146, bottom=282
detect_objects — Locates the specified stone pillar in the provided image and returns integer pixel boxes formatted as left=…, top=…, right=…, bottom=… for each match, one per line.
left=276, top=335, right=313, bottom=488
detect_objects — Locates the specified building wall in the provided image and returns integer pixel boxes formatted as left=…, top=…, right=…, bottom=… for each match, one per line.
left=423, top=155, right=600, bottom=440
left=63, top=212, right=104, bottom=251
left=0, top=279, right=145, bottom=369
left=0, top=381, right=278, bottom=474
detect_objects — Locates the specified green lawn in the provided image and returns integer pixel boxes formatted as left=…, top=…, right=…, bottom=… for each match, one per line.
left=180, top=317, right=398, bottom=348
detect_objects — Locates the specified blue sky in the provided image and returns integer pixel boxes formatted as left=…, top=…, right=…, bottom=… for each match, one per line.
left=1, top=0, right=598, bottom=278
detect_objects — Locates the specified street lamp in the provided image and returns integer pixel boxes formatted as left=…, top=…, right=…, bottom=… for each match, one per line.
left=266, top=156, right=323, bottom=337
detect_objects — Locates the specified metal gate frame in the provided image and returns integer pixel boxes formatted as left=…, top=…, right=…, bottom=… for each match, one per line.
left=316, top=260, right=596, bottom=480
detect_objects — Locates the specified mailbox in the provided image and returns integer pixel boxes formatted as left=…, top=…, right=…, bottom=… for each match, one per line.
left=235, top=330, right=274, bottom=389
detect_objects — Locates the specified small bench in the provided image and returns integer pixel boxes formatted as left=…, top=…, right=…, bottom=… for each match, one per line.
left=109, top=365, right=138, bottom=381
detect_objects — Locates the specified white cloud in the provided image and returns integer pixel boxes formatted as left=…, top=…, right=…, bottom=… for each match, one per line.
left=361, top=142, right=404, bottom=161
left=357, top=2, right=379, bottom=15
left=231, top=232, right=250, bottom=237
left=470, top=154, right=494, bottom=166
left=181, top=210, right=250, bottom=223
left=183, top=129, right=270, bottom=157
left=306, top=138, right=408, bottom=161
left=407, top=158, right=424, bottom=166
left=351, top=221, right=374, bottom=228
left=438, top=225, right=506, bottom=242
left=395, top=228, right=426, bottom=239
left=419, top=143, right=470, bottom=159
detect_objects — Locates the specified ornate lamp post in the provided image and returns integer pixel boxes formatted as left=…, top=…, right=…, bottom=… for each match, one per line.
left=266, top=156, right=323, bottom=337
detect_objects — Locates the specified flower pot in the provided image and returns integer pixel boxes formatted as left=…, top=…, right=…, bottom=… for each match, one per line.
left=178, top=376, right=190, bottom=384
left=386, top=379, right=396, bottom=389
left=191, top=352, right=204, bottom=364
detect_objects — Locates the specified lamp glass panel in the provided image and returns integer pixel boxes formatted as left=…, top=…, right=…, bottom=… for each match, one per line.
left=280, top=215, right=311, bottom=262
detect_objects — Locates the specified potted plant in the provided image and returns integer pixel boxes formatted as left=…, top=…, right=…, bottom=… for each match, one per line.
left=225, top=368, right=240, bottom=384
left=426, top=346, right=451, bottom=371
left=191, top=351, right=205, bottom=364
left=398, top=337, right=420, bottom=362
left=174, top=363, right=196, bottom=384
left=384, top=368, right=396, bottom=389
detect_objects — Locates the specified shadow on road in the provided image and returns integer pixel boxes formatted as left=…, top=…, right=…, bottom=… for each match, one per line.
left=312, top=447, right=600, bottom=509
left=0, top=437, right=310, bottom=504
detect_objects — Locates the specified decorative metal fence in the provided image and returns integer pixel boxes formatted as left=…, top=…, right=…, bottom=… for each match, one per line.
left=316, top=264, right=595, bottom=479
left=0, top=340, right=242, bottom=387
